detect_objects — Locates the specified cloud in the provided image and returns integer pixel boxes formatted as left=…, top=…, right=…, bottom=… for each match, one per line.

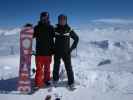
left=91, top=19, right=133, bottom=24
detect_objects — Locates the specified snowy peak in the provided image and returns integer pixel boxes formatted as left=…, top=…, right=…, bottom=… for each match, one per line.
left=0, top=28, right=21, bottom=36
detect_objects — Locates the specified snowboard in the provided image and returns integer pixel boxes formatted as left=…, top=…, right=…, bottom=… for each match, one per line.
left=17, top=25, right=34, bottom=94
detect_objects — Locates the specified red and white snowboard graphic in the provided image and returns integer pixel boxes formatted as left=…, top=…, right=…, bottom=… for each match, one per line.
left=17, top=26, right=34, bottom=94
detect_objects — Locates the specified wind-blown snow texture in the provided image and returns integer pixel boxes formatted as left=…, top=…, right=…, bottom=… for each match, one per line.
left=0, top=21, right=133, bottom=100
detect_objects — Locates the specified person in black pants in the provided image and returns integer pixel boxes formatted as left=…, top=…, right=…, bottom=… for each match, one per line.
left=53, top=14, right=79, bottom=87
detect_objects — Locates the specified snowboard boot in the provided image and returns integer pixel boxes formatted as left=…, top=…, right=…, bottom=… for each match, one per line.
left=68, top=83, right=76, bottom=91
left=45, top=81, right=52, bottom=87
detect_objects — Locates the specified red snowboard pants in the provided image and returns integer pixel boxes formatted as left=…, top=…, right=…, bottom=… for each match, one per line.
left=35, top=56, right=52, bottom=87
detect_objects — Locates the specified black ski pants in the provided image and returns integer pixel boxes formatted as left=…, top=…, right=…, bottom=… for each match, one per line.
left=53, top=53, right=74, bottom=85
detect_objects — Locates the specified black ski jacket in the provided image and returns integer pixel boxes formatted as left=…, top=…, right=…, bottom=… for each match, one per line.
left=54, top=24, right=79, bottom=56
left=33, top=21, right=54, bottom=56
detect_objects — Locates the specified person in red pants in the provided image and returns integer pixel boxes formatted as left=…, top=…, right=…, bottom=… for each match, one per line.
left=35, top=56, right=52, bottom=88
left=33, top=12, right=54, bottom=88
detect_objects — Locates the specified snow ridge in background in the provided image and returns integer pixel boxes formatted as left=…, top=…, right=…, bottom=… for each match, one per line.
left=92, top=18, right=133, bottom=24
left=0, top=28, right=20, bottom=36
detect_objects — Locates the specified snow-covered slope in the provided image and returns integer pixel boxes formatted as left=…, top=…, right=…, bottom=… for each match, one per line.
left=1, top=20, right=133, bottom=100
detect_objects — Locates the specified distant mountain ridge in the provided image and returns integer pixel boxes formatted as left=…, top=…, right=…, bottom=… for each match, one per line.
left=0, top=28, right=20, bottom=36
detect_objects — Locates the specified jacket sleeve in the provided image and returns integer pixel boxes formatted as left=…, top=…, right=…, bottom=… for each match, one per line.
left=51, top=26, right=55, bottom=46
left=50, top=26, right=55, bottom=54
left=51, top=26, right=55, bottom=38
left=70, top=30, right=79, bottom=52
left=33, top=26, right=38, bottom=38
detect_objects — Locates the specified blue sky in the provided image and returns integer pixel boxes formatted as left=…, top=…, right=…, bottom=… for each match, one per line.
left=0, top=0, right=133, bottom=28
